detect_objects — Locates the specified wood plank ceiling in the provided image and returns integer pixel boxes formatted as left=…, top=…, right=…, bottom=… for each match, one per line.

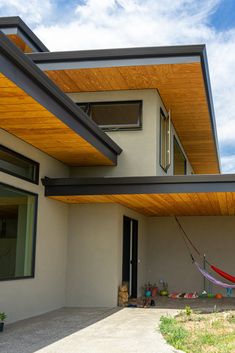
left=0, top=73, right=114, bottom=166
left=45, top=62, right=219, bottom=174
left=49, top=192, right=235, bottom=217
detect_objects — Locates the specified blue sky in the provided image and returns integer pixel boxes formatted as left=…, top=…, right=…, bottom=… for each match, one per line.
left=0, top=0, right=235, bottom=173
left=210, top=0, right=235, bottom=31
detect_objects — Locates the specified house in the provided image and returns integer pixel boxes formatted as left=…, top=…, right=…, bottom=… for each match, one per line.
left=0, top=16, right=234, bottom=324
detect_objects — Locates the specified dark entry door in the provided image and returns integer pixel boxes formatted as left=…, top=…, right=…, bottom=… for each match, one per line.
left=122, top=216, right=138, bottom=298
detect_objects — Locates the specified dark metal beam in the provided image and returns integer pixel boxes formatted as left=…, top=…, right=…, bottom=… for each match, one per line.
left=0, top=32, right=122, bottom=165
left=42, top=174, right=235, bottom=197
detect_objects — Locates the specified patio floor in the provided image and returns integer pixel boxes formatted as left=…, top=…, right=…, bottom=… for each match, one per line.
left=1, top=299, right=235, bottom=353
left=0, top=306, right=179, bottom=353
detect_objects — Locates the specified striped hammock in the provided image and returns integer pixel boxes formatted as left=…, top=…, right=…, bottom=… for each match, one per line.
left=195, top=262, right=235, bottom=289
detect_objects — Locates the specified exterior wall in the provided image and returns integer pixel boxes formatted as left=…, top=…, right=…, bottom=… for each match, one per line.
left=66, top=203, right=148, bottom=307
left=0, top=129, right=69, bottom=323
left=147, top=216, right=235, bottom=296
left=68, top=89, right=193, bottom=178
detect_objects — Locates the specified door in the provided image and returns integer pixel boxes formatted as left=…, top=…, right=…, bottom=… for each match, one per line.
left=122, top=216, right=138, bottom=298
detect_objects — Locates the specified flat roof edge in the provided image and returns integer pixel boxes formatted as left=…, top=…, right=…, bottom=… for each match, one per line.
left=0, top=32, right=122, bottom=160
left=28, top=44, right=206, bottom=63
left=29, top=43, right=220, bottom=173
left=0, top=16, right=49, bottom=52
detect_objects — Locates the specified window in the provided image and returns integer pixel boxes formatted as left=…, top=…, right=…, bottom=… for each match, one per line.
left=77, top=101, right=142, bottom=130
left=0, top=184, right=37, bottom=280
left=173, top=137, right=187, bottom=175
left=0, top=145, right=39, bottom=184
left=160, top=109, right=171, bottom=172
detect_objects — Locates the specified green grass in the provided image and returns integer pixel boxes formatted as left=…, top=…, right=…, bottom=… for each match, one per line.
left=159, top=308, right=235, bottom=353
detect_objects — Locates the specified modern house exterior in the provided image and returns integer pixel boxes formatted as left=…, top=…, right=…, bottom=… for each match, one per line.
left=0, top=16, right=235, bottom=324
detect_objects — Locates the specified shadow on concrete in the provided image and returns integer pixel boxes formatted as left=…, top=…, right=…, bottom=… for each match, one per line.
left=0, top=307, right=121, bottom=353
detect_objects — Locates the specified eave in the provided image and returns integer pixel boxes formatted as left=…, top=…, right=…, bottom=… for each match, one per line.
left=42, top=175, right=235, bottom=217
left=0, top=32, right=122, bottom=166
left=0, top=16, right=48, bottom=53
left=29, top=45, right=221, bottom=175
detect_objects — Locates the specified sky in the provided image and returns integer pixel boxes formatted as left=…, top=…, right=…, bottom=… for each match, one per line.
left=0, top=0, right=235, bottom=173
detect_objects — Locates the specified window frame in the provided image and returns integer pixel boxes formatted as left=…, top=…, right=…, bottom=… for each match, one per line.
left=0, top=144, right=40, bottom=184
left=76, top=100, right=143, bottom=131
left=159, top=108, right=171, bottom=173
left=173, top=136, right=187, bottom=175
left=0, top=182, right=38, bottom=282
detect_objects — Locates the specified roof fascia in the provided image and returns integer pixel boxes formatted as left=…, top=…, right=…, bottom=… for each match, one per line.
left=0, top=32, right=122, bottom=163
left=0, top=16, right=49, bottom=52
left=200, top=46, right=221, bottom=172
left=42, top=174, right=235, bottom=197
left=28, top=44, right=205, bottom=63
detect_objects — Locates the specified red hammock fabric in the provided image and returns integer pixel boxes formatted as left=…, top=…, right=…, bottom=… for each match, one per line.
left=211, top=265, right=235, bottom=284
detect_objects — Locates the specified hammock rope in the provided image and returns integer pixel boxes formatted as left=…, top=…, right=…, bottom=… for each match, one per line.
left=175, top=217, right=235, bottom=287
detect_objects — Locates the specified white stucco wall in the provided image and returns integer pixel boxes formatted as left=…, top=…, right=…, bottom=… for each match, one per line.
left=146, top=216, right=235, bottom=296
left=68, top=89, right=193, bottom=177
left=0, top=129, right=69, bottom=323
left=66, top=203, right=148, bottom=307
left=66, top=206, right=235, bottom=307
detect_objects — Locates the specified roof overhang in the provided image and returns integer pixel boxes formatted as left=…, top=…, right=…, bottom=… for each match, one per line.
left=0, top=16, right=48, bottom=53
left=29, top=45, right=220, bottom=174
left=0, top=32, right=121, bottom=166
left=42, top=174, right=235, bottom=216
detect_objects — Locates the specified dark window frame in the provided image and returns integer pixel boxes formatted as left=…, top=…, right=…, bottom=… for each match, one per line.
left=159, top=108, right=171, bottom=173
left=0, top=144, right=40, bottom=184
left=173, top=136, right=187, bottom=175
left=76, top=100, right=143, bottom=131
left=0, top=182, right=38, bottom=282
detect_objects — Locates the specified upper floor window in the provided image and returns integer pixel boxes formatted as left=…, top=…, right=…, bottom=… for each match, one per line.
left=160, top=109, right=171, bottom=172
left=77, top=101, right=142, bottom=131
left=173, top=136, right=187, bottom=175
left=0, top=183, right=37, bottom=281
left=0, top=145, right=39, bottom=184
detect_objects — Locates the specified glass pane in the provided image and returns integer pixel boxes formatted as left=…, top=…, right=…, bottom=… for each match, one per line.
left=0, top=184, right=37, bottom=280
left=0, top=146, right=38, bottom=183
left=90, top=102, right=141, bottom=127
left=77, top=103, right=89, bottom=114
left=174, top=138, right=186, bottom=175
left=160, top=112, right=170, bottom=171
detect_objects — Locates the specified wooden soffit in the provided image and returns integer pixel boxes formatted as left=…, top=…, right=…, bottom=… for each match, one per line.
left=44, top=62, right=219, bottom=174
left=48, top=192, right=235, bottom=217
left=0, top=73, right=116, bottom=166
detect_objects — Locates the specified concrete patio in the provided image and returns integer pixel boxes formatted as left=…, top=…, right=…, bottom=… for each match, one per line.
left=0, top=307, right=179, bottom=353
left=1, top=299, right=235, bottom=353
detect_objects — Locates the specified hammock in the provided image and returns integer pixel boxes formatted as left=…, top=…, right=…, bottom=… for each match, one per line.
left=194, top=262, right=235, bottom=289
left=175, top=217, right=235, bottom=285
left=211, top=265, right=235, bottom=284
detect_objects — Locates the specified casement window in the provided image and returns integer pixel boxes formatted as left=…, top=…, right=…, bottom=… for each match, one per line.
left=173, top=136, right=187, bottom=175
left=160, top=109, right=171, bottom=172
left=77, top=101, right=142, bottom=131
left=0, top=183, right=37, bottom=281
left=0, top=145, right=39, bottom=184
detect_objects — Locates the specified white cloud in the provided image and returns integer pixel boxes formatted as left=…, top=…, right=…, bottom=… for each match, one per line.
left=0, top=0, right=52, bottom=24
left=1, top=0, right=235, bottom=173
left=221, top=155, right=235, bottom=173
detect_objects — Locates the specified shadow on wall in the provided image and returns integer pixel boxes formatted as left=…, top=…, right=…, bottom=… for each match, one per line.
left=0, top=307, right=121, bottom=353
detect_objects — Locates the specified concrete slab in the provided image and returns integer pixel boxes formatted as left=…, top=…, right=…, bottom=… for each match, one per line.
left=0, top=307, right=179, bottom=353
